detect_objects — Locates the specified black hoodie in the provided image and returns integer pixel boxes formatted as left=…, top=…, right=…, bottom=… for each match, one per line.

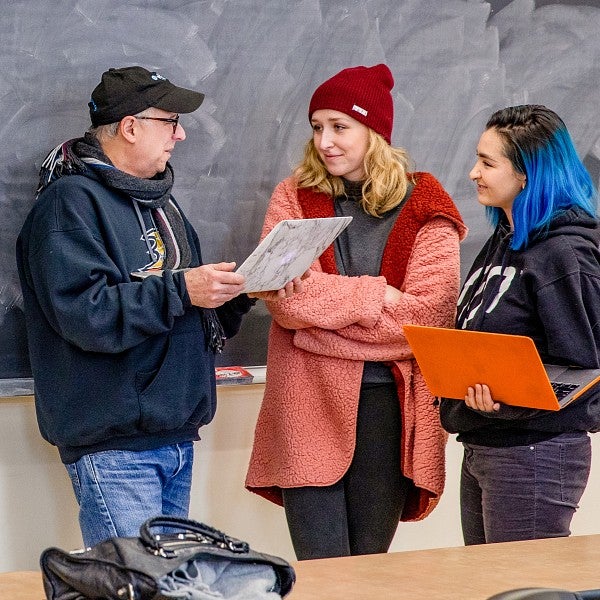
left=440, top=207, right=600, bottom=446
left=16, top=160, right=253, bottom=463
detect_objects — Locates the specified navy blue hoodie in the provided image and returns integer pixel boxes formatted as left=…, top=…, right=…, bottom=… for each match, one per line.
left=16, top=167, right=253, bottom=463
left=440, top=207, right=600, bottom=446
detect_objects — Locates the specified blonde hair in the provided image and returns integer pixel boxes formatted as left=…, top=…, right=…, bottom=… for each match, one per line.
left=294, top=129, right=414, bottom=217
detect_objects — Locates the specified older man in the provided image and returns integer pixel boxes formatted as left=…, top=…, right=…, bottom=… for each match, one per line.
left=16, top=66, right=298, bottom=546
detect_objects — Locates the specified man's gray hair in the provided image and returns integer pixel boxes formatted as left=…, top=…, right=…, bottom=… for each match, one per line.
left=88, top=108, right=154, bottom=141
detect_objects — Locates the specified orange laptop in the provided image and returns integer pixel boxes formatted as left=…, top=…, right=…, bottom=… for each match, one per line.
left=403, top=324, right=600, bottom=411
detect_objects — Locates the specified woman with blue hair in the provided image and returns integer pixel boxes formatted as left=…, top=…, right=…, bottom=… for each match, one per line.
left=440, top=104, right=600, bottom=545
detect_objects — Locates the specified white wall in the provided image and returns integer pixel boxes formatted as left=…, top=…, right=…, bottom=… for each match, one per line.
left=1, top=385, right=599, bottom=572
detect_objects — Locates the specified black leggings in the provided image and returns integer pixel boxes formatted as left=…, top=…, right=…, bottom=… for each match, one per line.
left=282, top=382, right=410, bottom=560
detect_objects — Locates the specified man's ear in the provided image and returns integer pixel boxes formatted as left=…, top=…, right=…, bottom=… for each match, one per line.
left=119, top=116, right=138, bottom=142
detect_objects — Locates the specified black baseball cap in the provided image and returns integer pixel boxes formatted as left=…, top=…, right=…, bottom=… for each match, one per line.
left=88, top=66, right=205, bottom=127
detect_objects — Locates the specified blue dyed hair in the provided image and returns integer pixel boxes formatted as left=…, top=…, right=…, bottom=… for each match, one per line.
left=484, top=105, right=597, bottom=250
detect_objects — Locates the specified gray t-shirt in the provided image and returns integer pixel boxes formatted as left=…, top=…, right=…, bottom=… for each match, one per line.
left=333, top=179, right=413, bottom=383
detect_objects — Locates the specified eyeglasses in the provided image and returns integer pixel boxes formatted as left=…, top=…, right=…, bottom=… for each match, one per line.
left=136, top=115, right=179, bottom=134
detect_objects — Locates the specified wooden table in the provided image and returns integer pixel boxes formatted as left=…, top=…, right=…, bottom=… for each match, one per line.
left=2, top=535, right=600, bottom=600
left=290, top=535, right=600, bottom=599
left=0, top=571, right=43, bottom=599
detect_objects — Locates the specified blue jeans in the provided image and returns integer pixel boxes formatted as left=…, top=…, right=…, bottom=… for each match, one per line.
left=65, top=442, right=194, bottom=547
left=460, top=433, right=591, bottom=545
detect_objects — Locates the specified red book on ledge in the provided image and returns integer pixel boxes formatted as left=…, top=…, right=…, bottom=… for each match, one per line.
left=215, top=366, right=254, bottom=385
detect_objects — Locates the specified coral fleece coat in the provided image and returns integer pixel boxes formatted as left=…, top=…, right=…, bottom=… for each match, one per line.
left=245, top=173, right=467, bottom=521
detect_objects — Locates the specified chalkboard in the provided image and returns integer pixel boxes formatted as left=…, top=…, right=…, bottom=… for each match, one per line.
left=1, top=0, right=599, bottom=395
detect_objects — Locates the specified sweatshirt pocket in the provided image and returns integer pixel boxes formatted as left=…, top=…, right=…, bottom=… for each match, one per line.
left=135, top=330, right=215, bottom=433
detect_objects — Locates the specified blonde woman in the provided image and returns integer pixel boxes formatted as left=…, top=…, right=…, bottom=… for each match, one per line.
left=246, top=64, right=467, bottom=559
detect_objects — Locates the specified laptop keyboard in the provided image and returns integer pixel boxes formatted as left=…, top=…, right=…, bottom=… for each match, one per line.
left=551, top=381, right=579, bottom=400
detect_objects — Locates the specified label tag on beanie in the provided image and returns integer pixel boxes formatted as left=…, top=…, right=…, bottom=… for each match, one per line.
left=352, top=104, right=368, bottom=117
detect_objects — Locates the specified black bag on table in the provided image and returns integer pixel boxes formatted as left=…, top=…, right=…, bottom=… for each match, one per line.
left=40, top=515, right=296, bottom=600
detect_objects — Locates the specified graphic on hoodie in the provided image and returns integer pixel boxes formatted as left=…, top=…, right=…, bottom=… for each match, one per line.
left=457, top=263, right=517, bottom=329
left=140, top=227, right=166, bottom=270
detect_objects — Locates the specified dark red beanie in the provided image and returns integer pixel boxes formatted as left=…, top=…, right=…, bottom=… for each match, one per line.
left=308, top=64, right=394, bottom=144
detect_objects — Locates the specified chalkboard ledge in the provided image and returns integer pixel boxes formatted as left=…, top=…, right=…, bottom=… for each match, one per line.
left=0, top=378, right=34, bottom=397
left=0, top=367, right=267, bottom=398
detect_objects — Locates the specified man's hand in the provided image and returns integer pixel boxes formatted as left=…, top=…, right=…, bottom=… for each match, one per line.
left=184, top=262, right=246, bottom=308
left=247, top=276, right=306, bottom=302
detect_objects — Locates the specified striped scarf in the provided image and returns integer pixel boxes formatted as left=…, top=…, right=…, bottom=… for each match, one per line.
left=37, top=133, right=191, bottom=269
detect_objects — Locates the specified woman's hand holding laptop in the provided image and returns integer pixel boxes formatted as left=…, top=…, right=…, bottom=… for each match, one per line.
left=464, top=383, right=500, bottom=413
